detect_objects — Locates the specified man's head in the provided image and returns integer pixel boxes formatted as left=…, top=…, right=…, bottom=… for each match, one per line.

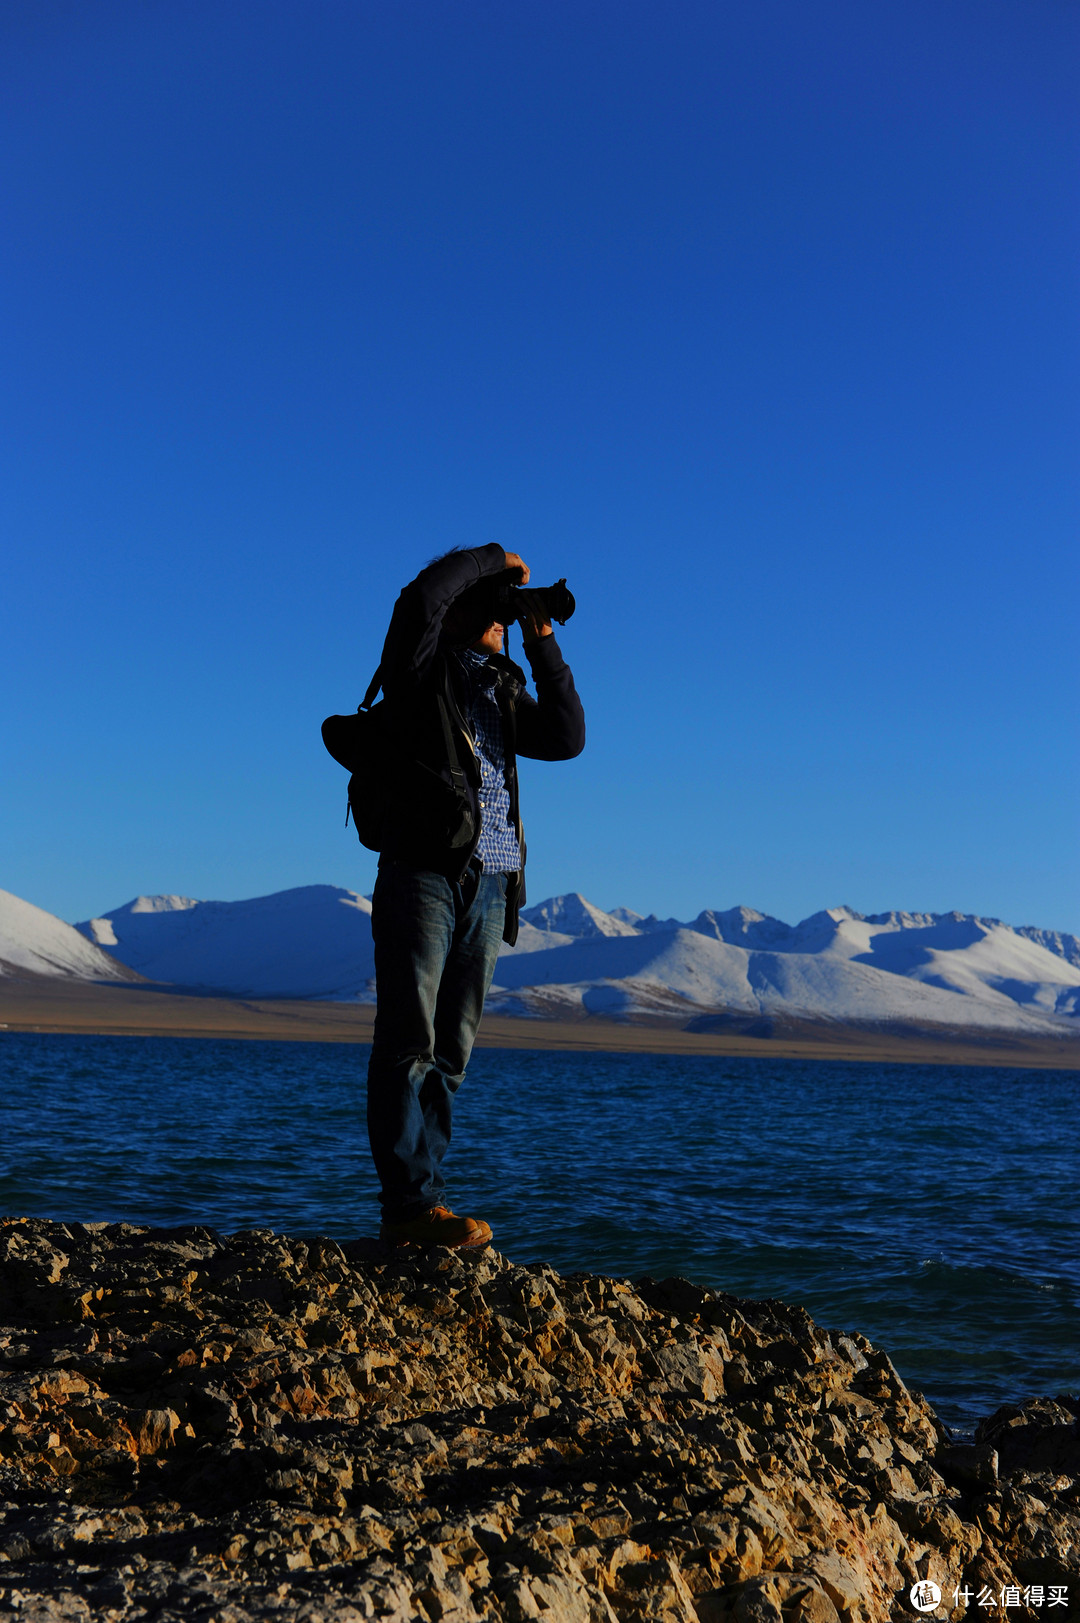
left=442, top=587, right=504, bottom=649
left=440, top=565, right=513, bottom=652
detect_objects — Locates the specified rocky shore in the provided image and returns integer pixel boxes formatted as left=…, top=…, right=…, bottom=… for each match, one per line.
left=0, top=1220, right=1076, bottom=1622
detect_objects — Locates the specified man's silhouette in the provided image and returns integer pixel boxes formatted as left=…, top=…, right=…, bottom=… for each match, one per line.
left=365, top=545, right=585, bottom=1247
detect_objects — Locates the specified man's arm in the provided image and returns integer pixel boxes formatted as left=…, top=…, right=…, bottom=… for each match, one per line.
left=514, top=634, right=585, bottom=761
left=378, top=544, right=510, bottom=699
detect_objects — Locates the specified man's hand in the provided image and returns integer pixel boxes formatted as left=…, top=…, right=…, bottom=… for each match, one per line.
left=515, top=588, right=554, bottom=644
left=520, top=613, right=553, bottom=643
left=503, top=555, right=552, bottom=640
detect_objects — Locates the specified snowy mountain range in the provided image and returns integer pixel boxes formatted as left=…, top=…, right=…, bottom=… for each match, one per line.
left=3, top=883, right=1079, bottom=1038
left=492, top=900, right=1080, bottom=1034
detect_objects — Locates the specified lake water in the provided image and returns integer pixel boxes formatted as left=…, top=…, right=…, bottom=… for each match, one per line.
left=2, top=1032, right=1076, bottom=1435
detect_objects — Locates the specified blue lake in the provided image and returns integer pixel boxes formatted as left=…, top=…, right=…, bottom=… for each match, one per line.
left=1, top=1032, right=1076, bottom=1435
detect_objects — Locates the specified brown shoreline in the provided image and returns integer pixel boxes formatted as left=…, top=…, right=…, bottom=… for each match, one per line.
left=1, top=974, right=1077, bottom=1068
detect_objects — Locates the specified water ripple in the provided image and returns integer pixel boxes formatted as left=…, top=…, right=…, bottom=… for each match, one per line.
left=1, top=1034, right=1076, bottom=1431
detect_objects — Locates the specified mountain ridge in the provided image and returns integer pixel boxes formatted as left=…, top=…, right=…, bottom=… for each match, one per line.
left=621, top=897, right=1080, bottom=967
left=2, top=883, right=1076, bottom=1037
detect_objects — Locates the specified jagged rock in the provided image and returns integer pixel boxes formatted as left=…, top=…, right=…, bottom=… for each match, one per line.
left=0, top=1218, right=1076, bottom=1621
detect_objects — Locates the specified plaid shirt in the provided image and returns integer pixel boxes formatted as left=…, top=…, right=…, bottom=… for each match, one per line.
left=455, top=648, right=522, bottom=873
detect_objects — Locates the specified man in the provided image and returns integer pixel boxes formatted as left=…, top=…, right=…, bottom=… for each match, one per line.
left=366, top=544, right=585, bottom=1249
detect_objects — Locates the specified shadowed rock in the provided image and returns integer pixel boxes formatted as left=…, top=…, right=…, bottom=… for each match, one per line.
left=0, top=1219, right=1075, bottom=1620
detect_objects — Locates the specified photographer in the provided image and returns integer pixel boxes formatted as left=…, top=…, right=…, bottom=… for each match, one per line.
left=366, top=545, right=585, bottom=1248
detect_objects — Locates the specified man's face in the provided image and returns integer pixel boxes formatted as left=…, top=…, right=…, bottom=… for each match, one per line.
left=471, top=621, right=505, bottom=655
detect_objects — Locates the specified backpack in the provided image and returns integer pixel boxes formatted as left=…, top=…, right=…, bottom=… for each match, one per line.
left=321, top=665, right=475, bottom=854
left=320, top=667, right=388, bottom=851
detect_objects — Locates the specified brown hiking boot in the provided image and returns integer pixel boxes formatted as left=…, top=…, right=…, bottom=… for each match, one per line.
left=379, top=1205, right=493, bottom=1250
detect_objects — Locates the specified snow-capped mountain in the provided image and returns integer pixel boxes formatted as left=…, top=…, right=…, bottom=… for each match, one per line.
left=0, top=881, right=1072, bottom=1035
left=616, top=902, right=1080, bottom=968
left=77, top=886, right=375, bottom=1000
left=521, top=893, right=640, bottom=939
left=486, top=902, right=1080, bottom=1033
left=0, top=889, right=137, bottom=982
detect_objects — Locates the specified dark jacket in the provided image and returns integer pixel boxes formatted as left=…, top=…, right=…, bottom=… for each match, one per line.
left=376, top=545, right=585, bottom=944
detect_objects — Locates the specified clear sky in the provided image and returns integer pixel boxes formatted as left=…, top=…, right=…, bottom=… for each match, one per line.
left=3, top=0, right=1078, bottom=933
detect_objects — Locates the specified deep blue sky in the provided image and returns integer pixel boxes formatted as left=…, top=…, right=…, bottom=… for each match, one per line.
left=3, top=0, right=1078, bottom=932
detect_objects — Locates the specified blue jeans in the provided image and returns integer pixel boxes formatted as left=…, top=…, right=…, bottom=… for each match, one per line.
left=366, top=859, right=508, bottom=1222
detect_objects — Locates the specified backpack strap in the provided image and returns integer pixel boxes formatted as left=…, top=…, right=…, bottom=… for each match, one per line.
left=436, top=690, right=469, bottom=798
left=359, top=665, right=382, bottom=711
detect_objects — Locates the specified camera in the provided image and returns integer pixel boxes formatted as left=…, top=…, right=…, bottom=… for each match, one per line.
left=445, top=574, right=576, bottom=647
left=491, top=576, right=576, bottom=628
